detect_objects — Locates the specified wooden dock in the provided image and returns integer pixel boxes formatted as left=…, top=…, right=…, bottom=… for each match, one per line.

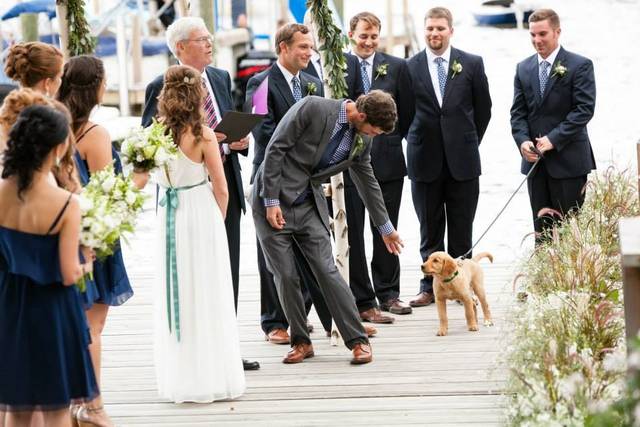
left=102, top=215, right=513, bottom=426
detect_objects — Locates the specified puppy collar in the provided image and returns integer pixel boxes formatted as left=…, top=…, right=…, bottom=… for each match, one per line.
left=443, top=270, right=459, bottom=283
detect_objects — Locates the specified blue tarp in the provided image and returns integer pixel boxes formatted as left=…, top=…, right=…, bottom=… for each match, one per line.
left=1, top=0, right=56, bottom=21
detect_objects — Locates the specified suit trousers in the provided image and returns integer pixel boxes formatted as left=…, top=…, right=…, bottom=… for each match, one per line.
left=411, top=162, right=479, bottom=293
left=223, top=160, right=241, bottom=311
left=526, top=161, right=587, bottom=243
left=254, top=199, right=368, bottom=349
left=257, top=236, right=333, bottom=334
left=345, top=179, right=403, bottom=311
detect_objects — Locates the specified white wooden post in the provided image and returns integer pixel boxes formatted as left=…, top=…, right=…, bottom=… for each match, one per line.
left=55, top=2, right=70, bottom=60
left=115, top=14, right=130, bottom=116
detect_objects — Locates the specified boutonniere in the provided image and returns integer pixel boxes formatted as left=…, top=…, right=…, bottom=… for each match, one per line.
left=551, top=61, right=568, bottom=78
left=374, top=63, right=388, bottom=80
left=450, top=59, right=463, bottom=79
left=350, top=134, right=365, bottom=159
left=306, top=81, right=317, bottom=95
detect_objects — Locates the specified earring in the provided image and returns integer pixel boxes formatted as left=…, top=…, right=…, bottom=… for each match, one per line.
left=55, top=156, right=61, bottom=167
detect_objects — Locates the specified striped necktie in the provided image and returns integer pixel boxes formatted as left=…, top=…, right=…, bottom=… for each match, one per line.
left=202, top=79, right=225, bottom=161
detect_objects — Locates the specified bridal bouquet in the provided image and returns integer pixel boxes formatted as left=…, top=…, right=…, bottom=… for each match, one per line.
left=120, top=120, right=178, bottom=172
left=76, top=165, right=147, bottom=290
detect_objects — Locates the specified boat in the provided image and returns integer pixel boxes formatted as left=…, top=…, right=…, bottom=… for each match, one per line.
left=472, top=0, right=535, bottom=28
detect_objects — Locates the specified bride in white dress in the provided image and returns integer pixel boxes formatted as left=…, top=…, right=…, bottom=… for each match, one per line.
left=152, top=65, right=245, bottom=403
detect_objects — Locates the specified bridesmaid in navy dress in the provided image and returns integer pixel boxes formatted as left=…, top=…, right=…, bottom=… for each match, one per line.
left=57, top=55, right=148, bottom=427
left=0, top=105, right=98, bottom=426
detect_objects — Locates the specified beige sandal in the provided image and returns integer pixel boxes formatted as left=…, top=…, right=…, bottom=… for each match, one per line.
left=77, top=405, right=114, bottom=427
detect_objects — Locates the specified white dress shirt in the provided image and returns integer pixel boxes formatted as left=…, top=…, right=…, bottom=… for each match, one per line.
left=310, top=50, right=323, bottom=80
left=425, top=46, right=451, bottom=107
left=276, top=60, right=302, bottom=98
left=354, top=52, right=375, bottom=87
left=538, top=45, right=561, bottom=69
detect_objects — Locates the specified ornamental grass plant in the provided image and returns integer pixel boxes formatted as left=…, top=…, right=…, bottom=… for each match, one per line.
left=504, top=167, right=639, bottom=426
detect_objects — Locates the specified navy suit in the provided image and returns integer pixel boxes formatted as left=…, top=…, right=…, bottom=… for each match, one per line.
left=344, top=51, right=414, bottom=310
left=510, top=47, right=596, bottom=238
left=142, top=66, right=248, bottom=310
left=245, top=64, right=333, bottom=334
left=407, top=47, right=492, bottom=293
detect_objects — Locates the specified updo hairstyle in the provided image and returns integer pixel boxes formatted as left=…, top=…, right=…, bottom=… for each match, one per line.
left=4, top=42, right=63, bottom=88
left=2, top=105, right=71, bottom=199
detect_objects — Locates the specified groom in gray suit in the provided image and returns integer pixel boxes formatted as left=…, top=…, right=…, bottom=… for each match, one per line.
left=251, top=90, right=404, bottom=365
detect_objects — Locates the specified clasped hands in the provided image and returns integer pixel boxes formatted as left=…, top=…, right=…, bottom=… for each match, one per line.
left=265, top=206, right=405, bottom=256
left=214, top=132, right=250, bottom=151
left=520, top=135, right=553, bottom=162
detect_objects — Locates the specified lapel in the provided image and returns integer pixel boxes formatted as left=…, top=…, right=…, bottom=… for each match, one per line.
left=270, top=65, right=296, bottom=109
left=311, top=107, right=339, bottom=168
left=206, top=67, right=229, bottom=115
left=441, top=47, right=461, bottom=108
left=415, top=50, right=441, bottom=112
left=370, top=52, right=385, bottom=89
left=540, top=47, right=566, bottom=105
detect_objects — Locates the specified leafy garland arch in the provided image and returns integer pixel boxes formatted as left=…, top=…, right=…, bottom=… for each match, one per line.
left=56, top=0, right=96, bottom=56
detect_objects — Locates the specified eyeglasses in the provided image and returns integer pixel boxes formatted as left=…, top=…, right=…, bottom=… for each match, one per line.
left=183, top=35, right=214, bottom=44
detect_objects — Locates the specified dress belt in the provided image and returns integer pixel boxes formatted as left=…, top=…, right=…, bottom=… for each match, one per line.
left=158, top=179, right=207, bottom=341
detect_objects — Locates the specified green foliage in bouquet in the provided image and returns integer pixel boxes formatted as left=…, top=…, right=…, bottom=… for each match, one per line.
left=78, top=164, right=147, bottom=259
left=503, top=168, right=639, bottom=426
left=120, top=120, right=178, bottom=172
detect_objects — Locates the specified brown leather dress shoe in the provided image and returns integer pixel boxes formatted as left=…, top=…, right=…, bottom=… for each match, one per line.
left=359, top=307, right=395, bottom=324
left=283, top=343, right=314, bottom=364
left=364, top=324, right=377, bottom=337
left=380, top=298, right=413, bottom=315
left=409, top=292, right=435, bottom=307
left=266, top=328, right=290, bottom=345
left=351, top=343, right=373, bottom=364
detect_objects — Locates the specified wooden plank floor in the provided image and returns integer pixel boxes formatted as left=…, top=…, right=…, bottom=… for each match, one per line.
left=100, top=205, right=512, bottom=426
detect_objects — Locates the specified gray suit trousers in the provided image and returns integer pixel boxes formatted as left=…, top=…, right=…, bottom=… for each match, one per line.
left=253, top=199, right=367, bottom=349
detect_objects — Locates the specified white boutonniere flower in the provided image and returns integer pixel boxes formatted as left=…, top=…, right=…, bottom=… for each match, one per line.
left=306, top=81, right=317, bottom=95
left=450, top=60, right=463, bottom=79
left=551, top=61, right=568, bottom=78
left=375, top=63, right=388, bottom=80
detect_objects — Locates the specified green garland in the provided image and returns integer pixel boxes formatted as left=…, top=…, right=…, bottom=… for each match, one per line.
left=306, top=0, right=349, bottom=99
left=57, top=0, right=96, bottom=55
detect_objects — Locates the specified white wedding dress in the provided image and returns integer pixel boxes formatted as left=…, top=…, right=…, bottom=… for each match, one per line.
left=153, top=149, right=245, bottom=403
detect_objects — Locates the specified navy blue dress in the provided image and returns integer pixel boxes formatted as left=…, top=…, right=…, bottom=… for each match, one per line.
left=0, top=225, right=99, bottom=411
left=74, top=134, right=134, bottom=309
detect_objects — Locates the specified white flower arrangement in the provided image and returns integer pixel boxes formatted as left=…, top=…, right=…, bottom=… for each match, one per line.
left=78, top=164, right=147, bottom=261
left=120, top=120, right=178, bottom=172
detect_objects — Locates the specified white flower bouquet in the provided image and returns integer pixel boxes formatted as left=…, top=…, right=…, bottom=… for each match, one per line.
left=120, top=120, right=178, bottom=172
left=76, top=164, right=147, bottom=291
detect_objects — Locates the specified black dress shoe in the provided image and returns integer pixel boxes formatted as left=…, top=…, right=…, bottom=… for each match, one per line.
left=243, top=359, right=260, bottom=370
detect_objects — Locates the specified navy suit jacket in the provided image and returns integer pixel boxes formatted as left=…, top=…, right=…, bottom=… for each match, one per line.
left=366, top=51, right=414, bottom=182
left=245, top=64, right=323, bottom=179
left=510, top=47, right=596, bottom=178
left=141, top=66, right=248, bottom=212
left=406, top=47, right=492, bottom=183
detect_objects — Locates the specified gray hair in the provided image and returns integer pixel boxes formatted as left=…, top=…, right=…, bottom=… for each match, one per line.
left=165, top=17, right=208, bottom=57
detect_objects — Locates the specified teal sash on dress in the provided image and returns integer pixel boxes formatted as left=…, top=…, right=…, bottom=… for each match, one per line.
left=158, top=179, right=207, bottom=341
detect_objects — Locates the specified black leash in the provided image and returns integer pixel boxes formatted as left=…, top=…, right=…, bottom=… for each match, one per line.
left=460, top=147, right=543, bottom=260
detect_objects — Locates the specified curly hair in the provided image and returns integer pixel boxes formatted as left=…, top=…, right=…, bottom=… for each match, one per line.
left=2, top=105, right=70, bottom=199
left=57, top=55, right=105, bottom=134
left=0, top=88, right=80, bottom=192
left=157, top=65, right=205, bottom=145
left=355, top=89, right=397, bottom=133
left=4, top=42, right=63, bottom=88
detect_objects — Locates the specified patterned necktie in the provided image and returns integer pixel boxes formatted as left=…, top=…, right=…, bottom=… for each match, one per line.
left=539, top=60, right=550, bottom=96
left=435, top=57, right=447, bottom=98
left=292, top=76, right=302, bottom=102
left=360, top=60, right=371, bottom=94
left=202, top=80, right=225, bottom=161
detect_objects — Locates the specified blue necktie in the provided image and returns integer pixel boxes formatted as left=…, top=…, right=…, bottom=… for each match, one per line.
left=435, top=57, right=447, bottom=98
left=360, top=60, right=371, bottom=94
left=539, top=60, right=550, bottom=96
left=292, top=76, right=302, bottom=102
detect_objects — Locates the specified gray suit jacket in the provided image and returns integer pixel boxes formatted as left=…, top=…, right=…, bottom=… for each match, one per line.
left=251, top=96, right=390, bottom=233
